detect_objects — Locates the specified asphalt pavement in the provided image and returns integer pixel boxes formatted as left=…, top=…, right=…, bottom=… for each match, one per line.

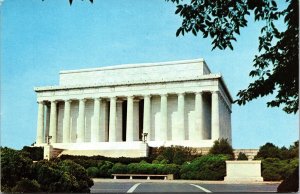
left=91, top=179, right=280, bottom=193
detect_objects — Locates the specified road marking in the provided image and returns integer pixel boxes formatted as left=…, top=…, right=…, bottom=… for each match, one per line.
left=190, top=184, right=212, bottom=193
left=127, top=183, right=141, bottom=193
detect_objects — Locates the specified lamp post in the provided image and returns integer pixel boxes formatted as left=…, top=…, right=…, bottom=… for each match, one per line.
left=46, top=135, right=52, bottom=145
left=142, top=132, right=148, bottom=143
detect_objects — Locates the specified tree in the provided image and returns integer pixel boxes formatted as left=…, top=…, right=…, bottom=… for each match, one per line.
left=0, top=147, right=33, bottom=191
left=237, top=152, right=248, bottom=160
left=209, top=138, right=234, bottom=158
left=254, top=142, right=282, bottom=159
left=167, top=0, right=299, bottom=114
left=288, top=140, right=299, bottom=158
left=153, top=146, right=198, bottom=165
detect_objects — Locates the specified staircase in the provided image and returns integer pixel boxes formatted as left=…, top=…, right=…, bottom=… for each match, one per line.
left=51, top=148, right=64, bottom=158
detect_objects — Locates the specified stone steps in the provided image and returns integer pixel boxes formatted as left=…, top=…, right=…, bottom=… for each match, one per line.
left=52, top=148, right=64, bottom=158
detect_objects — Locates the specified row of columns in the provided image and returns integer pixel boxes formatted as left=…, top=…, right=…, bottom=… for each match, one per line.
left=36, top=91, right=221, bottom=144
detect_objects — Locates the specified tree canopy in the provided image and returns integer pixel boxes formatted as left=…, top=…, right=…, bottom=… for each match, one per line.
left=167, top=0, right=299, bottom=114
left=209, top=138, right=234, bottom=158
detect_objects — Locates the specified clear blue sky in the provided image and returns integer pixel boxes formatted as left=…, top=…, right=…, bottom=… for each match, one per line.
left=1, top=0, right=298, bottom=149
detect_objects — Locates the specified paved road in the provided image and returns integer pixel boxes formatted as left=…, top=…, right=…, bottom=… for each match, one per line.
left=91, top=180, right=280, bottom=193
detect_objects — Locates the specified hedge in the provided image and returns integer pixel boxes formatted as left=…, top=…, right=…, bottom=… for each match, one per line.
left=180, top=154, right=230, bottom=180
left=60, top=155, right=151, bottom=167
left=97, top=161, right=114, bottom=178
left=110, top=161, right=181, bottom=178
left=22, top=146, right=43, bottom=161
left=261, top=158, right=299, bottom=181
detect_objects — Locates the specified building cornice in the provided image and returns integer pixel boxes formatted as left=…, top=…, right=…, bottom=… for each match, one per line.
left=35, top=74, right=217, bottom=91
left=35, top=73, right=233, bottom=103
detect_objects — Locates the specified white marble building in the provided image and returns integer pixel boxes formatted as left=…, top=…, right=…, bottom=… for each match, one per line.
left=34, top=59, right=232, bottom=157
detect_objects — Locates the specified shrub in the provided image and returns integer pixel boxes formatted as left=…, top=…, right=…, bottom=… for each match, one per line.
left=22, top=146, right=44, bottom=161
left=60, top=157, right=99, bottom=169
left=277, top=166, right=299, bottom=192
left=11, top=178, right=41, bottom=193
left=127, top=162, right=155, bottom=174
left=180, top=154, right=230, bottom=180
left=58, top=160, right=94, bottom=192
left=262, top=165, right=282, bottom=181
left=1, top=147, right=33, bottom=190
left=111, top=163, right=128, bottom=174
left=98, top=161, right=114, bottom=178
left=261, top=158, right=299, bottom=181
left=152, top=160, right=160, bottom=164
left=255, top=143, right=282, bottom=159
left=152, top=146, right=198, bottom=165
left=110, top=161, right=181, bottom=178
left=281, top=158, right=299, bottom=179
left=32, top=160, right=66, bottom=192
left=237, top=152, right=248, bottom=160
left=209, top=138, right=234, bottom=159
left=31, top=159, right=93, bottom=192
left=262, top=158, right=286, bottom=181
left=1, top=147, right=94, bottom=193
left=59, top=155, right=151, bottom=165
left=87, top=167, right=99, bottom=177
left=157, top=163, right=180, bottom=178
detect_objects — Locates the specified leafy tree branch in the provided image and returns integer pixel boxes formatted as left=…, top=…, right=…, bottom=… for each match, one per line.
left=167, top=0, right=299, bottom=113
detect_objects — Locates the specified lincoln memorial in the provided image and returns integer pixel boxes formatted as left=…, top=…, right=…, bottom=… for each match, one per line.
left=34, top=58, right=232, bottom=157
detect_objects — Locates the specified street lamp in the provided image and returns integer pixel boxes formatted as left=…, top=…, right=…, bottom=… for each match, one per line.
left=142, top=132, right=148, bottom=143
left=46, top=135, right=52, bottom=145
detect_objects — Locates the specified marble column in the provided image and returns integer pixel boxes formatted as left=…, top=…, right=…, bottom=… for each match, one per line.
left=36, top=101, right=44, bottom=144
left=101, top=100, right=109, bottom=142
left=116, top=100, right=123, bottom=141
left=45, top=104, right=50, bottom=143
left=176, top=93, right=185, bottom=141
left=91, top=98, right=101, bottom=143
left=109, top=97, right=117, bottom=142
left=194, top=92, right=204, bottom=140
left=143, top=95, right=151, bottom=140
left=49, top=101, right=57, bottom=143
left=77, top=99, right=86, bottom=143
left=211, top=91, right=220, bottom=140
left=133, top=99, right=140, bottom=141
left=160, top=94, right=168, bottom=141
left=63, top=100, right=71, bottom=143
left=126, top=96, right=134, bottom=141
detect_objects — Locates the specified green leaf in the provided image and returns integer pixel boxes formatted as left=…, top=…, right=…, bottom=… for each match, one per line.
left=175, top=5, right=183, bottom=14
left=176, top=28, right=182, bottom=37
left=192, top=28, right=197, bottom=36
left=205, top=20, right=211, bottom=26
